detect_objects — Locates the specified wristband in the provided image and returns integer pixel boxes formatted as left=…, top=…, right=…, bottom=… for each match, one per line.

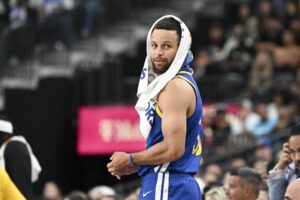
left=128, top=154, right=139, bottom=169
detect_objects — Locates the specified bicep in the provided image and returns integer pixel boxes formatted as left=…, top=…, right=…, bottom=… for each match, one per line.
left=161, top=105, right=187, bottom=144
left=159, top=81, right=191, bottom=147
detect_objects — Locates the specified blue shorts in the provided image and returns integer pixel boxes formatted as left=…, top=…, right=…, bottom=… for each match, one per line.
left=138, top=172, right=201, bottom=200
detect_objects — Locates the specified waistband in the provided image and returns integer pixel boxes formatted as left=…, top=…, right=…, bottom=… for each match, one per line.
left=143, top=172, right=194, bottom=180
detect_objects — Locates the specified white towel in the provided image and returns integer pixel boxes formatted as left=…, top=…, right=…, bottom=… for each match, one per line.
left=135, top=15, right=192, bottom=139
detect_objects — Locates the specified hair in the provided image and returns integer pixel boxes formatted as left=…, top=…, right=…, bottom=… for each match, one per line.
left=249, top=51, right=273, bottom=90
left=230, top=167, right=262, bottom=198
left=152, top=17, right=182, bottom=40
left=289, top=123, right=300, bottom=137
left=202, top=181, right=223, bottom=199
left=65, top=190, right=88, bottom=200
left=205, top=187, right=228, bottom=200
left=259, top=182, right=268, bottom=192
left=100, top=194, right=124, bottom=200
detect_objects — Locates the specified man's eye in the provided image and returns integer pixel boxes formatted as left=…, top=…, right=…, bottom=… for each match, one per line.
left=163, top=44, right=170, bottom=49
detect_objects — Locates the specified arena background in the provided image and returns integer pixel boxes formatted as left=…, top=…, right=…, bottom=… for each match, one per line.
left=0, top=0, right=299, bottom=198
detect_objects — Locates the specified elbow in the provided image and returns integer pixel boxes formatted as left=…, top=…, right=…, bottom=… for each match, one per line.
left=168, top=148, right=184, bottom=161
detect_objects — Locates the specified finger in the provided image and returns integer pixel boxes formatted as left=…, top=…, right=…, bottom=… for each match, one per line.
left=110, top=153, right=115, bottom=160
left=283, top=143, right=289, bottom=149
left=107, top=163, right=112, bottom=168
left=282, top=155, right=292, bottom=163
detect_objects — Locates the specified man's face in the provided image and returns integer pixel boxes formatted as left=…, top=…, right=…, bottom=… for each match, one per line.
left=288, top=135, right=300, bottom=169
left=227, top=175, right=246, bottom=200
left=149, top=29, right=179, bottom=74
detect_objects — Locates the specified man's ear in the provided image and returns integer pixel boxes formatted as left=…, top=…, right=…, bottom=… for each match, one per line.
left=245, top=184, right=253, bottom=198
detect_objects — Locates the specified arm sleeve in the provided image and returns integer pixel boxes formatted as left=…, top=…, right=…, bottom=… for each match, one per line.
left=268, top=169, right=288, bottom=200
left=4, top=141, right=33, bottom=199
left=0, top=168, right=26, bottom=200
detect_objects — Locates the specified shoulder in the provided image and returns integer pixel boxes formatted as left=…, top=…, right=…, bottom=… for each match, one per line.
left=160, top=78, right=194, bottom=98
left=162, top=78, right=195, bottom=98
left=5, top=141, right=29, bottom=156
left=158, top=78, right=195, bottom=109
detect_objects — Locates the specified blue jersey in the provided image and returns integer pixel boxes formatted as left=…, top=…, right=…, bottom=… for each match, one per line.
left=138, top=69, right=203, bottom=177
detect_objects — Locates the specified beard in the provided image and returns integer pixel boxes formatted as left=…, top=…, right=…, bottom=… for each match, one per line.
left=151, top=58, right=171, bottom=74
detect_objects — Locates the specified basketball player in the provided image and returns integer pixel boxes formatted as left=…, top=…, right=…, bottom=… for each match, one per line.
left=107, top=16, right=203, bottom=199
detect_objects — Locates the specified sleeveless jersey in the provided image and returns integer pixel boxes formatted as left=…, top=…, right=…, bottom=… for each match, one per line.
left=138, top=69, right=203, bottom=177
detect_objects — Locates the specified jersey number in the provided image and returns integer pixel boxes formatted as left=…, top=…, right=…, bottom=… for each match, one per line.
left=192, top=135, right=202, bottom=156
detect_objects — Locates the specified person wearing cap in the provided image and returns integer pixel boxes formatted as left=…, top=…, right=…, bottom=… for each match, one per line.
left=0, top=115, right=41, bottom=199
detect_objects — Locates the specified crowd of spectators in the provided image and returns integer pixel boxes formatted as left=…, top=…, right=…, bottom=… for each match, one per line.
left=190, top=0, right=300, bottom=161
left=1, top=0, right=300, bottom=199
left=0, top=0, right=141, bottom=65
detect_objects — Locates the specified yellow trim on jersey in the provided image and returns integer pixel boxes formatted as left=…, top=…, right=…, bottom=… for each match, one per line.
left=174, top=75, right=198, bottom=96
left=156, top=103, right=163, bottom=118
left=155, top=74, right=197, bottom=118
left=177, top=70, right=193, bottom=76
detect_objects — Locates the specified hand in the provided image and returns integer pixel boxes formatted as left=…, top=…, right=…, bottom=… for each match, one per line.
left=274, top=143, right=292, bottom=170
left=107, top=152, right=137, bottom=180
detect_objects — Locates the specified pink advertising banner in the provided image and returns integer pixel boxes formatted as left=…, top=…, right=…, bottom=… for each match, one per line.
left=77, top=106, right=145, bottom=155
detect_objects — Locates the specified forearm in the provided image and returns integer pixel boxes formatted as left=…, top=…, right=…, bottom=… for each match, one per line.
left=132, top=140, right=181, bottom=166
left=268, top=169, right=288, bottom=200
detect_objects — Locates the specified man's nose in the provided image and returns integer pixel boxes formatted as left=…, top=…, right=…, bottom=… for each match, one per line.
left=155, top=47, right=163, bottom=56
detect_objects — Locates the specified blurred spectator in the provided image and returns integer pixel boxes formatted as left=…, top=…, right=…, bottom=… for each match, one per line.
left=257, top=17, right=282, bottom=52
left=289, top=17, right=300, bottom=45
left=100, top=195, right=124, bottom=200
left=284, top=178, right=300, bottom=200
left=205, top=187, right=228, bottom=200
left=256, top=137, right=273, bottom=161
left=252, top=159, right=268, bottom=181
left=268, top=123, right=300, bottom=200
left=248, top=51, right=273, bottom=99
left=9, top=0, right=37, bottom=29
left=65, top=190, right=87, bottom=200
left=196, top=164, right=223, bottom=193
left=124, top=187, right=140, bottom=200
left=207, top=23, right=225, bottom=57
left=245, top=102, right=278, bottom=138
left=81, top=0, right=105, bottom=38
left=0, top=115, right=42, bottom=199
left=236, top=4, right=258, bottom=40
left=43, top=181, right=63, bottom=200
left=2, top=0, right=37, bottom=63
left=202, top=181, right=223, bottom=200
left=0, top=0, right=9, bottom=31
left=230, top=158, right=247, bottom=168
left=226, top=167, right=262, bottom=200
left=257, top=0, right=276, bottom=30
left=272, top=48, right=295, bottom=78
left=288, top=100, right=300, bottom=126
left=38, top=0, right=74, bottom=49
left=283, top=1, right=299, bottom=28
left=87, top=185, right=116, bottom=200
left=193, top=50, right=210, bottom=79
left=257, top=183, right=268, bottom=200
left=213, top=108, right=230, bottom=150
left=281, top=30, right=300, bottom=69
